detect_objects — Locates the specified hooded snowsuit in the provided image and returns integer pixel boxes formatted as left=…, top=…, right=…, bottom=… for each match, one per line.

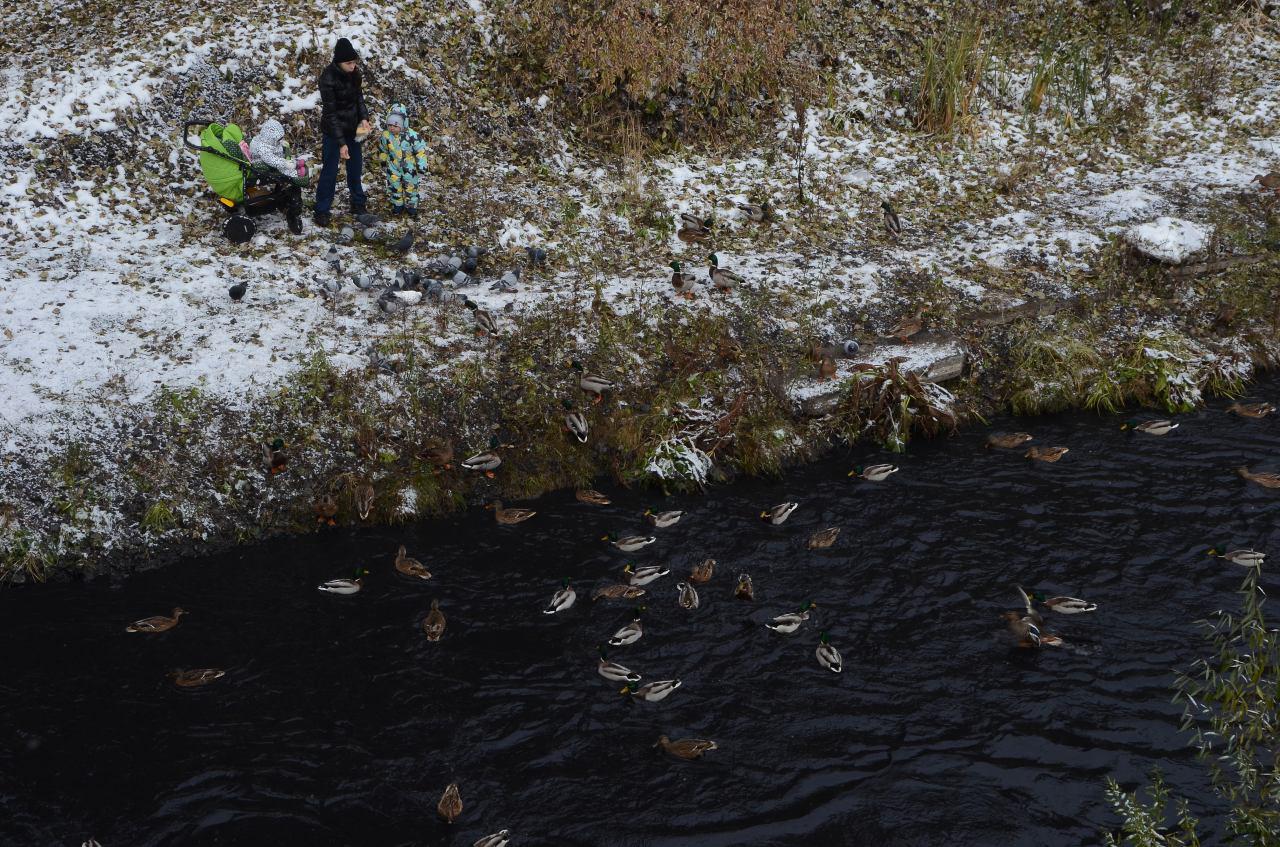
left=376, top=104, right=429, bottom=211
left=248, top=118, right=304, bottom=231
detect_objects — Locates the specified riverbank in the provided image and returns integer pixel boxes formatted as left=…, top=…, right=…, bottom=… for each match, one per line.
left=2, top=0, right=1278, bottom=582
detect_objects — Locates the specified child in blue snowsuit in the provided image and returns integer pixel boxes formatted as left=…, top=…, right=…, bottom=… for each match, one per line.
left=376, top=104, right=429, bottom=218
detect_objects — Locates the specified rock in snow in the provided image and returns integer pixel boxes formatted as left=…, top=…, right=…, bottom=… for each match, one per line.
left=1124, top=217, right=1212, bottom=264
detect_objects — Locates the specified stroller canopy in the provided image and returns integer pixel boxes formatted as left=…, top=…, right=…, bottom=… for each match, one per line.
left=197, top=122, right=250, bottom=203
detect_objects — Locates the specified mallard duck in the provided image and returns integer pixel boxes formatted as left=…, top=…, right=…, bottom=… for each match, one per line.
left=597, top=646, right=641, bottom=683
left=394, top=545, right=432, bottom=580
left=888, top=309, right=925, bottom=343
left=761, top=502, right=799, bottom=525
left=645, top=508, right=685, bottom=528
left=1228, top=401, right=1276, bottom=419
left=1209, top=546, right=1266, bottom=567
left=655, top=735, right=718, bottom=759
left=568, top=359, right=617, bottom=404
left=986, top=432, right=1032, bottom=449
left=423, top=598, right=446, bottom=641
left=815, top=631, right=843, bottom=673
left=169, top=668, right=225, bottom=688
left=126, top=607, right=185, bottom=633
left=543, top=578, right=576, bottom=614
left=621, top=679, right=682, bottom=702
left=679, top=212, right=713, bottom=233
left=592, top=583, right=647, bottom=601
left=473, top=830, right=510, bottom=847
left=462, top=436, right=503, bottom=478
left=605, top=534, right=656, bottom=552
left=418, top=441, right=454, bottom=470
left=355, top=483, right=375, bottom=520
left=262, top=438, right=287, bottom=475
left=735, top=572, right=755, bottom=601
left=737, top=201, right=770, bottom=223
left=1026, top=446, right=1069, bottom=463
left=881, top=200, right=902, bottom=239
left=608, top=609, right=645, bottom=646
left=817, top=355, right=837, bottom=380
left=1018, top=584, right=1096, bottom=614
left=623, top=563, right=669, bottom=585
left=488, top=499, right=537, bottom=525
left=464, top=300, right=499, bottom=336
left=688, top=558, right=715, bottom=584
left=808, top=527, right=841, bottom=549
left=1123, top=419, right=1178, bottom=435
left=848, top=464, right=898, bottom=481
left=708, top=254, right=745, bottom=293
left=1253, top=170, right=1280, bottom=191
left=437, top=783, right=463, bottom=824
left=318, top=572, right=365, bottom=595
left=1001, top=611, right=1044, bottom=647
left=562, top=399, right=589, bottom=443
left=676, top=581, right=700, bottom=609
left=1238, top=466, right=1280, bottom=488
left=576, top=488, right=611, bottom=505
left=766, top=601, right=816, bottom=634
left=314, top=493, right=338, bottom=525
left=670, top=261, right=699, bottom=298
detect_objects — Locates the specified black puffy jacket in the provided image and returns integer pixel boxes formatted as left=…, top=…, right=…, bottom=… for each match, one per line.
left=318, top=63, right=368, bottom=143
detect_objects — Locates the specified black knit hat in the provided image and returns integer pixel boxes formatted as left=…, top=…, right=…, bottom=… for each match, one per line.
left=333, top=38, right=358, bottom=63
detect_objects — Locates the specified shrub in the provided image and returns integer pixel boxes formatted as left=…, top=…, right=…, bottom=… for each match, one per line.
left=490, top=0, right=817, bottom=147
left=913, top=23, right=990, bottom=134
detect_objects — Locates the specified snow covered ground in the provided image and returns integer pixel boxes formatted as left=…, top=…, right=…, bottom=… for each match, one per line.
left=1, top=0, right=1278, bottom=574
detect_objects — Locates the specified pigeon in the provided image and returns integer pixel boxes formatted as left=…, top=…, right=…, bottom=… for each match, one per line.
left=362, top=226, right=380, bottom=242
left=503, top=301, right=516, bottom=313
left=377, top=290, right=405, bottom=314
left=451, top=270, right=475, bottom=288
left=395, top=267, right=420, bottom=290
left=446, top=255, right=463, bottom=271
left=463, top=245, right=488, bottom=259
left=492, top=269, right=520, bottom=293
left=351, top=270, right=380, bottom=291
left=526, top=246, right=547, bottom=266
left=881, top=200, right=902, bottom=239
left=390, top=229, right=416, bottom=256
left=324, top=244, right=342, bottom=268
left=355, top=213, right=380, bottom=227
left=316, top=275, right=343, bottom=299
left=338, top=225, right=355, bottom=244
left=368, top=343, right=396, bottom=375
left=842, top=339, right=860, bottom=356
left=425, top=279, right=445, bottom=302
left=228, top=280, right=247, bottom=302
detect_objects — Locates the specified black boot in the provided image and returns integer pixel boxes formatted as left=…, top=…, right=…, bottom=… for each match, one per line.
left=287, top=212, right=303, bottom=235
left=313, top=210, right=332, bottom=227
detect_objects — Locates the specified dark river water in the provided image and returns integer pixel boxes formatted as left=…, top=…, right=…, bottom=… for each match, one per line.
left=4, top=381, right=1280, bottom=847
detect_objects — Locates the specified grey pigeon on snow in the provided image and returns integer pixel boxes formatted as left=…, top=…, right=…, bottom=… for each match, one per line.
left=355, top=213, right=380, bottom=227
left=425, top=279, right=445, bottom=302
left=228, top=280, right=247, bottom=302
left=316, top=275, right=343, bottom=299
left=338, top=225, right=355, bottom=244
left=526, top=246, right=547, bottom=266
left=324, top=244, right=342, bottom=268
left=492, top=269, right=520, bottom=293
left=377, top=289, right=405, bottom=314
left=461, top=255, right=478, bottom=274
left=394, top=267, right=420, bottom=290
left=390, top=229, right=416, bottom=256
left=362, top=226, right=380, bottom=242
left=450, top=270, right=474, bottom=288
left=463, top=245, right=488, bottom=259
left=351, top=270, right=380, bottom=291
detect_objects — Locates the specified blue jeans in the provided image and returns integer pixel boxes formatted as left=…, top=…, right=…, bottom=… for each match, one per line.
left=315, top=135, right=367, bottom=214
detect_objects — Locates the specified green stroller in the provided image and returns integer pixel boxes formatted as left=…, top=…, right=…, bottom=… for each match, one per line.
left=183, top=119, right=303, bottom=243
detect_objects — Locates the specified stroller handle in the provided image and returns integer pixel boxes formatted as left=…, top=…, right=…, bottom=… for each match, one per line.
left=183, top=119, right=216, bottom=153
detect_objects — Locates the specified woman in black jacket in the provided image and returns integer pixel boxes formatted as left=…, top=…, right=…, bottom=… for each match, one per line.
left=313, top=37, right=371, bottom=227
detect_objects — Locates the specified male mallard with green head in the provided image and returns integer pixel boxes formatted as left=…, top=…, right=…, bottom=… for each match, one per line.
left=708, top=254, right=744, bottom=293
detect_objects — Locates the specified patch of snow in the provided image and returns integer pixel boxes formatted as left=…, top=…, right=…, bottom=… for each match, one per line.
left=1124, top=217, right=1212, bottom=264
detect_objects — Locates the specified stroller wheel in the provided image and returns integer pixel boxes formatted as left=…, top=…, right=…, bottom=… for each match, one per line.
left=224, top=214, right=255, bottom=244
